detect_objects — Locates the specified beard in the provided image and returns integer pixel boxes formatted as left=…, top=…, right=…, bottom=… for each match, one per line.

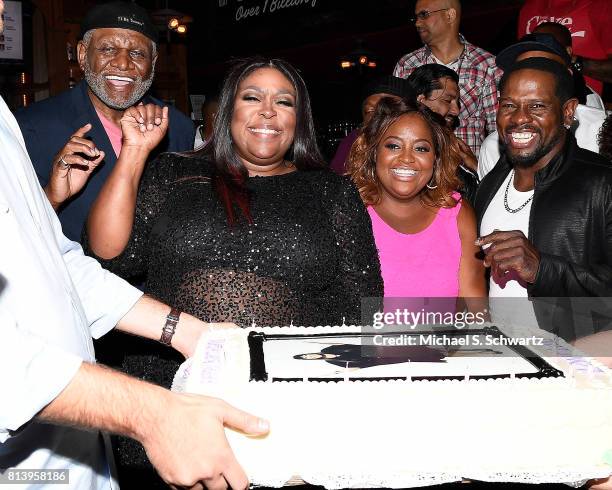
left=504, top=125, right=564, bottom=169
left=445, top=115, right=458, bottom=130
left=83, top=59, right=155, bottom=110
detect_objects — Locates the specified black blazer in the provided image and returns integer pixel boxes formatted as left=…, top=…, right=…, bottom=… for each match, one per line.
left=15, top=81, right=195, bottom=242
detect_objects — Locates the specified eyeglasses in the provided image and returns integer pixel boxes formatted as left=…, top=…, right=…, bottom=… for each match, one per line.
left=410, top=8, right=449, bottom=22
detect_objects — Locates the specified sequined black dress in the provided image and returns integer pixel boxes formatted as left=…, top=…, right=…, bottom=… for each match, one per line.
left=85, top=153, right=383, bottom=486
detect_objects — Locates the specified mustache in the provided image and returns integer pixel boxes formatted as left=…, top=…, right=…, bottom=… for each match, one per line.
left=504, top=125, right=541, bottom=135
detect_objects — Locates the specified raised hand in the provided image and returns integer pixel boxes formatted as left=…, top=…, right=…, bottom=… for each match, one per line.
left=44, top=123, right=105, bottom=210
left=86, top=105, right=169, bottom=260
left=120, top=103, right=169, bottom=153
left=476, top=230, right=540, bottom=284
left=454, top=135, right=478, bottom=172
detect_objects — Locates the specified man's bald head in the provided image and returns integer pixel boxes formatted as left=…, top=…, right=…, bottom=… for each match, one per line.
left=533, top=22, right=572, bottom=49
left=414, top=0, right=461, bottom=44
left=415, top=0, right=461, bottom=18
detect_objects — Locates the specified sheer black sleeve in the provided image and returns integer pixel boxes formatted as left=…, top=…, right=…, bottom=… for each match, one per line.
left=318, top=173, right=384, bottom=324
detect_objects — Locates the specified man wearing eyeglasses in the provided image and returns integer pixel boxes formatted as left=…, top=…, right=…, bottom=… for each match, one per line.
left=394, top=0, right=502, bottom=160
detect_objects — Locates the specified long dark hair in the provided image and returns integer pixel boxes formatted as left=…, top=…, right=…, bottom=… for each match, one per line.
left=195, top=56, right=325, bottom=225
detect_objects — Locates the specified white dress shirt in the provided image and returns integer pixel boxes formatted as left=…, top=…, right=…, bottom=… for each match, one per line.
left=0, top=96, right=143, bottom=489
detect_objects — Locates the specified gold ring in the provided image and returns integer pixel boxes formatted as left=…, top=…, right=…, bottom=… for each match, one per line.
left=59, top=155, right=70, bottom=169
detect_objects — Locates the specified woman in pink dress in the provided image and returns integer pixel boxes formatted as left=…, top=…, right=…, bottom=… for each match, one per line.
left=347, top=97, right=486, bottom=313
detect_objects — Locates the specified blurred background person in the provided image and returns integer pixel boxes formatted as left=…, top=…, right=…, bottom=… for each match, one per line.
left=407, top=63, right=480, bottom=204
left=194, top=94, right=219, bottom=149
left=330, top=75, right=413, bottom=175
left=518, top=0, right=612, bottom=96
left=532, top=21, right=604, bottom=109
left=394, top=0, right=502, bottom=158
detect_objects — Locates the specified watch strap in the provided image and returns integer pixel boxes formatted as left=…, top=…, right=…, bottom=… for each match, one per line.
left=160, top=308, right=181, bottom=346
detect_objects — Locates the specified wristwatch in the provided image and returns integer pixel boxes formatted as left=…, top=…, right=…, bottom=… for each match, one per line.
left=160, top=308, right=181, bottom=345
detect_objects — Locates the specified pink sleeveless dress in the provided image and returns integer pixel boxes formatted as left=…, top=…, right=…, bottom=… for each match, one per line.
left=367, top=194, right=462, bottom=298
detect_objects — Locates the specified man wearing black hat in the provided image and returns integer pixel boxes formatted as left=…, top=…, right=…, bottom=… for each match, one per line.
left=474, top=57, right=612, bottom=344
left=532, top=22, right=605, bottom=110
left=15, top=1, right=195, bottom=243
left=477, top=32, right=606, bottom=179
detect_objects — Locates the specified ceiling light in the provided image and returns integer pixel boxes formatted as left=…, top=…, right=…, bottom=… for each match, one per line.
left=338, top=40, right=377, bottom=73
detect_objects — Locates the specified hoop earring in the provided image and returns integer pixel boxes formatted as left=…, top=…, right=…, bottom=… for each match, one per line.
left=426, top=160, right=438, bottom=189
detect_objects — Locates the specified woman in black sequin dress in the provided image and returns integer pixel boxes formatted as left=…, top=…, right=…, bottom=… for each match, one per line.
left=85, top=57, right=383, bottom=487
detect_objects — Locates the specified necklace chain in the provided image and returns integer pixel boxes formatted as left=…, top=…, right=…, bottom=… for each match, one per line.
left=503, top=170, right=534, bottom=214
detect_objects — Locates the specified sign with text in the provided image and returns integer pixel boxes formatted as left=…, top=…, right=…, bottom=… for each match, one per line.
left=217, top=0, right=320, bottom=23
left=0, top=1, right=22, bottom=61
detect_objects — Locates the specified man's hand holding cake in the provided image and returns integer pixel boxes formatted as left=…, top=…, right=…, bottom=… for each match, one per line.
left=38, top=362, right=269, bottom=490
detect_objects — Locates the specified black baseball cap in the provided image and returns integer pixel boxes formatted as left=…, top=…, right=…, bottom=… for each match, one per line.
left=362, top=76, right=415, bottom=102
left=496, top=33, right=572, bottom=71
left=81, top=1, right=158, bottom=43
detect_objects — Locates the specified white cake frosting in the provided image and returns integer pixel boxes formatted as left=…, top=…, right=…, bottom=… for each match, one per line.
left=172, top=325, right=612, bottom=488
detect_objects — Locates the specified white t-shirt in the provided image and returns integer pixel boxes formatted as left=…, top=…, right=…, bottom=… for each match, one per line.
left=431, top=53, right=461, bottom=72
left=480, top=171, right=539, bottom=327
